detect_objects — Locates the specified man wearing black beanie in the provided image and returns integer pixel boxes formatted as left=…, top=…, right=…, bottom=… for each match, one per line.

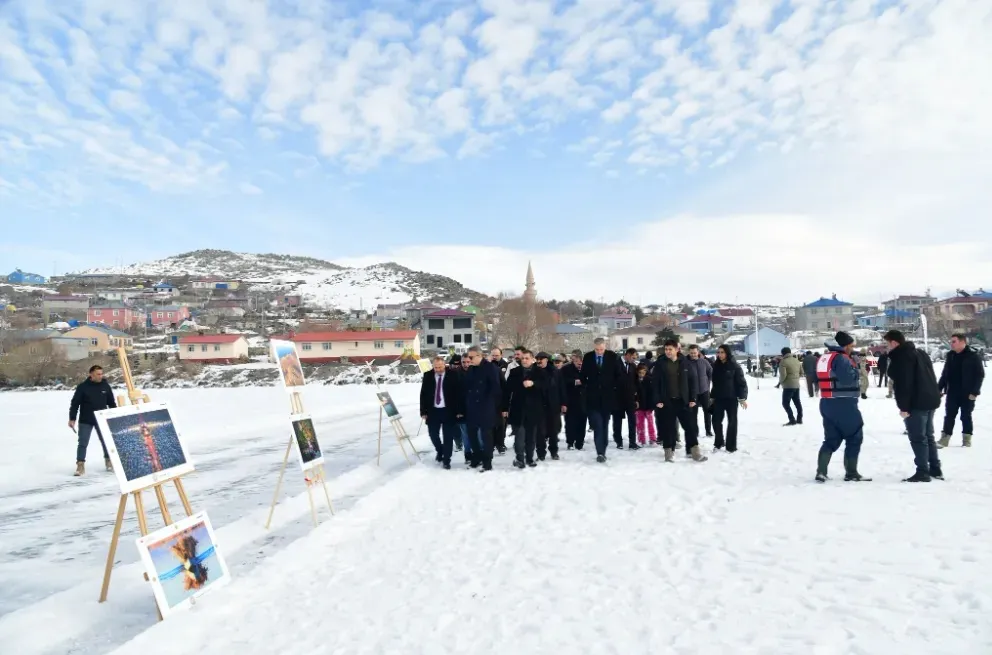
left=814, top=331, right=871, bottom=482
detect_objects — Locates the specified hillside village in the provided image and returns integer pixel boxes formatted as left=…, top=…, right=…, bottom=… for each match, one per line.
left=1, top=251, right=989, bottom=389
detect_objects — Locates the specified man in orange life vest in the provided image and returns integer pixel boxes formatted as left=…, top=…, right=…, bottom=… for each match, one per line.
left=815, top=331, right=871, bottom=483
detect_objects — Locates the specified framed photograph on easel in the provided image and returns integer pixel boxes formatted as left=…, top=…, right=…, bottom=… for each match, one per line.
left=376, top=391, right=401, bottom=421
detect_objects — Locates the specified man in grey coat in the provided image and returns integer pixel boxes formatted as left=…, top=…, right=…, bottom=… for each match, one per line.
left=687, top=345, right=714, bottom=437
left=802, top=351, right=819, bottom=398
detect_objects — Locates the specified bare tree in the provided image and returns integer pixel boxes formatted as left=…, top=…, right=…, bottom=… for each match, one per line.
left=488, top=295, right=557, bottom=350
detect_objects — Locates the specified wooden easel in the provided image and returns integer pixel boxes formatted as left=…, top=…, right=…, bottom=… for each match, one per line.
left=99, top=348, right=195, bottom=621
left=361, top=362, right=421, bottom=466
left=264, top=390, right=334, bottom=530
left=376, top=404, right=422, bottom=466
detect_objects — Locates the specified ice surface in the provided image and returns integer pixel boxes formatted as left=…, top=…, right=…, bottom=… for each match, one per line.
left=2, top=376, right=990, bottom=654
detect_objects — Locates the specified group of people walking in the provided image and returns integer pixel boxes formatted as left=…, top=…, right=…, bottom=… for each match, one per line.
left=419, top=338, right=749, bottom=471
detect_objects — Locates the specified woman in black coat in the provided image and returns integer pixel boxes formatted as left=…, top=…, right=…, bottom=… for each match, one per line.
left=710, top=345, right=749, bottom=452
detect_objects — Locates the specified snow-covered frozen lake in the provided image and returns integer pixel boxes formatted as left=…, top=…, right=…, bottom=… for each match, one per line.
left=1, top=377, right=990, bottom=654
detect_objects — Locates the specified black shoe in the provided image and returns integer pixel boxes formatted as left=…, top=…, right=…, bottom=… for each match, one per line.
left=435, top=453, right=443, bottom=462
left=550, top=453, right=560, bottom=460
left=526, top=460, right=537, bottom=468
left=455, top=442, right=463, bottom=451
left=575, top=445, right=584, bottom=451
left=797, top=418, right=803, bottom=425
left=442, top=462, right=451, bottom=470
left=705, top=432, right=714, bottom=437
left=567, top=444, right=573, bottom=450
left=537, top=455, right=546, bottom=461
left=628, top=443, right=641, bottom=450
left=470, top=458, right=481, bottom=469
left=902, top=471, right=930, bottom=482
left=861, top=393, right=868, bottom=400
left=615, top=442, right=624, bottom=449
left=513, top=459, right=525, bottom=469
left=784, top=421, right=797, bottom=426
left=596, top=455, right=607, bottom=463
left=496, top=446, right=507, bottom=455
left=815, top=472, right=828, bottom=483
left=931, top=470, right=945, bottom=480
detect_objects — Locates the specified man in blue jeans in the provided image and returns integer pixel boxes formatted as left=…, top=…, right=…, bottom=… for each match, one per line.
left=580, top=338, right=624, bottom=463
left=68, top=365, right=117, bottom=476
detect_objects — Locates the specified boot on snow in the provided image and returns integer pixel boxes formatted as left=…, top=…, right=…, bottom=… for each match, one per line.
left=815, top=450, right=831, bottom=483
left=902, top=471, right=931, bottom=482
left=963, top=434, right=972, bottom=447
left=73, top=461, right=85, bottom=477
left=843, top=457, right=872, bottom=482
left=937, top=433, right=951, bottom=449
left=690, top=446, right=708, bottom=462
left=105, top=457, right=113, bottom=472
left=930, top=468, right=945, bottom=480
left=664, top=448, right=675, bottom=462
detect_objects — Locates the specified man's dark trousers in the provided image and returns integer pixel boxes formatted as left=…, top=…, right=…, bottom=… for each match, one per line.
left=905, top=409, right=941, bottom=475
left=76, top=423, right=110, bottom=462
left=658, top=400, right=698, bottom=453
left=782, top=388, right=803, bottom=423
left=696, top=391, right=712, bottom=435
left=942, top=395, right=975, bottom=436
left=611, top=408, right=636, bottom=447
left=565, top=410, right=586, bottom=449
left=513, top=425, right=539, bottom=463
left=587, top=409, right=609, bottom=456
left=427, top=406, right=456, bottom=464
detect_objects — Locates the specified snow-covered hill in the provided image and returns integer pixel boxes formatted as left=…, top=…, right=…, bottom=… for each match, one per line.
left=80, top=249, right=489, bottom=310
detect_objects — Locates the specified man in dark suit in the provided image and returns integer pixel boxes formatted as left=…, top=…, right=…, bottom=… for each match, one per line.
left=612, top=348, right=640, bottom=450
left=420, top=356, right=463, bottom=470
left=535, top=351, right=564, bottom=460
left=464, top=346, right=502, bottom=471
left=560, top=349, right=586, bottom=450
left=503, top=349, right=548, bottom=468
left=581, top=338, right=625, bottom=463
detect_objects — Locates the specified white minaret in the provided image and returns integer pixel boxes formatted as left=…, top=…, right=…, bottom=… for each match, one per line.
left=523, top=261, right=537, bottom=305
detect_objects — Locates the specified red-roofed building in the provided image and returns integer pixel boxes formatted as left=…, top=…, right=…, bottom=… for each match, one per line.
left=714, top=307, right=755, bottom=328
left=179, top=334, right=249, bottom=363
left=289, top=329, right=420, bottom=363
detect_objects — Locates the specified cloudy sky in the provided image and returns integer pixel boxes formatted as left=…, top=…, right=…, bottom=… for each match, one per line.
left=1, top=0, right=990, bottom=305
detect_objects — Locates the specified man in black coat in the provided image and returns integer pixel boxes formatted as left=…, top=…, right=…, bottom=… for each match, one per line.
left=463, top=346, right=503, bottom=470
left=876, top=351, right=889, bottom=387
left=560, top=349, right=586, bottom=450
left=884, top=330, right=944, bottom=481
left=420, top=356, right=463, bottom=469
left=489, top=348, right=509, bottom=453
left=937, top=333, right=984, bottom=448
left=68, top=364, right=117, bottom=476
left=503, top=349, right=548, bottom=467
left=581, top=338, right=625, bottom=463
left=535, top=352, right=564, bottom=460
left=612, top=348, right=640, bottom=450
left=652, top=339, right=707, bottom=462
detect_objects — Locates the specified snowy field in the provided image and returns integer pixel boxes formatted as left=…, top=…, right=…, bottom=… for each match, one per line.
left=1, top=375, right=990, bottom=654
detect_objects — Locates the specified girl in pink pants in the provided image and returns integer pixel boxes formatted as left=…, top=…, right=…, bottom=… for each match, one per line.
left=634, top=364, right=657, bottom=445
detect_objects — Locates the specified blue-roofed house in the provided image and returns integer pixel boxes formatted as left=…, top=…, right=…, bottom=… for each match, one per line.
left=795, top=295, right=856, bottom=331
left=678, top=315, right=734, bottom=335
left=6, top=269, right=47, bottom=285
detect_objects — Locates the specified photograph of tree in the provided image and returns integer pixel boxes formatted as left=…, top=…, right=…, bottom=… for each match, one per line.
left=290, top=414, right=323, bottom=471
